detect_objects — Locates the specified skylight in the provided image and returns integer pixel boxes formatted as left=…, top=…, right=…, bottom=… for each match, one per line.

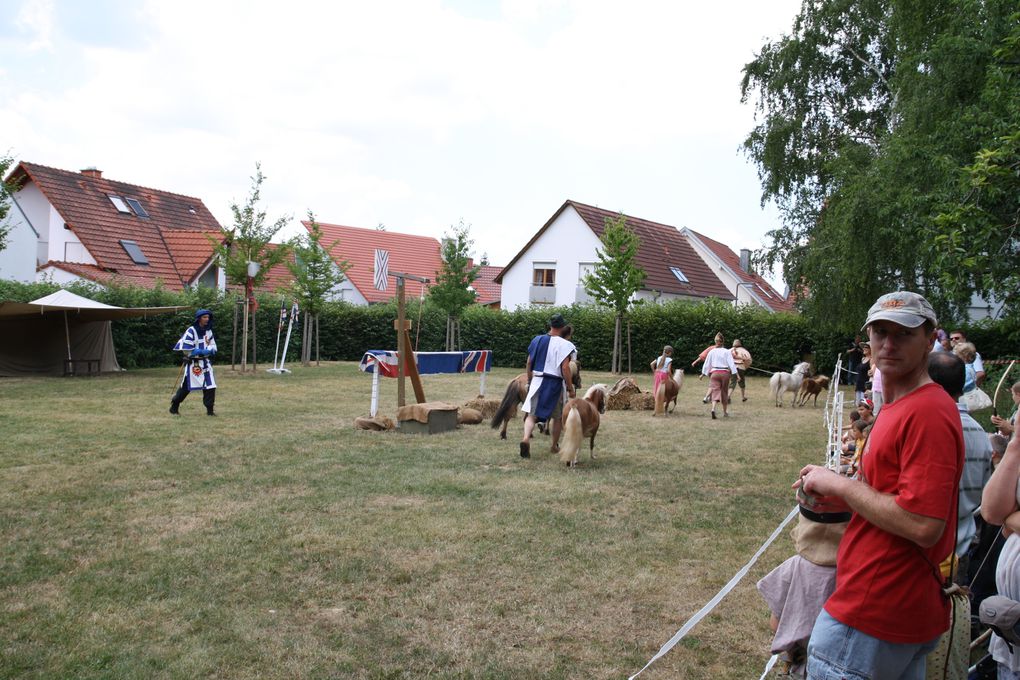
left=108, top=195, right=131, bottom=214
left=669, top=266, right=689, bottom=283
left=755, top=283, right=773, bottom=299
left=119, top=239, right=149, bottom=265
left=124, top=197, right=149, bottom=218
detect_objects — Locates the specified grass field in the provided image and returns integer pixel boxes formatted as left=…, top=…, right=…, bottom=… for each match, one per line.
left=0, top=362, right=833, bottom=679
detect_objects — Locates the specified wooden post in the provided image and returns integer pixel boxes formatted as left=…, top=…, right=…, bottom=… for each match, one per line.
left=241, top=298, right=249, bottom=372
left=231, top=299, right=239, bottom=370
left=315, top=315, right=320, bottom=367
left=397, top=276, right=406, bottom=407
left=252, top=306, right=257, bottom=372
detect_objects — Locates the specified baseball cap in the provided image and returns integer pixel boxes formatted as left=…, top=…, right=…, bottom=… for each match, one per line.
left=549, top=313, right=567, bottom=329
left=861, top=291, right=937, bottom=330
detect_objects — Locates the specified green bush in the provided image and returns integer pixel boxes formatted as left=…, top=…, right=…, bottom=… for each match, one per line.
left=2, top=280, right=1015, bottom=374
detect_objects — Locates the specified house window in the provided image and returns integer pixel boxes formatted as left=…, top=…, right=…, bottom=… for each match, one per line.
left=120, top=239, right=149, bottom=265
left=532, top=263, right=555, bottom=287
left=669, top=266, right=689, bottom=283
left=125, top=197, right=149, bottom=218
left=755, top=283, right=773, bottom=299
left=108, top=195, right=132, bottom=214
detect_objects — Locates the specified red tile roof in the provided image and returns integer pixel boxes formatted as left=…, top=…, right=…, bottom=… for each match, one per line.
left=497, top=200, right=733, bottom=300
left=39, top=260, right=179, bottom=290
left=684, top=229, right=797, bottom=313
left=162, top=229, right=223, bottom=281
left=9, top=162, right=224, bottom=290
left=305, top=221, right=443, bottom=303
left=472, top=265, right=503, bottom=306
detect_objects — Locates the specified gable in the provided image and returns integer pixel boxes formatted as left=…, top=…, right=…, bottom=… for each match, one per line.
left=683, top=228, right=796, bottom=313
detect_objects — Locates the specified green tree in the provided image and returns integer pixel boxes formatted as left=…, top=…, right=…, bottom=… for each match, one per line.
left=212, top=163, right=291, bottom=370
left=741, top=0, right=1020, bottom=327
left=213, top=163, right=291, bottom=290
left=0, top=153, right=16, bottom=252
left=932, top=15, right=1020, bottom=315
left=429, top=220, right=480, bottom=351
left=288, top=212, right=350, bottom=365
left=583, top=214, right=646, bottom=374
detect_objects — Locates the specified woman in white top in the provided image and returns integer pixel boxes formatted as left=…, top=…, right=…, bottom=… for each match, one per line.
left=701, top=333, right=738, bottom=419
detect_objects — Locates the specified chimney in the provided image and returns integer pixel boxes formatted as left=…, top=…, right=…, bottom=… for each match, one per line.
left=80, top=167, right=103, bottom=179
left=739, top=248, right=752, bottom=273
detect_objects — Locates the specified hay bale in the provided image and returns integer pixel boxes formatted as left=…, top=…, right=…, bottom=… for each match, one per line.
left=458, top=408, right=483, bottom=425
left=354, top=416, right=395, bottom=431
left=629, top=393, right=656, bottom=411
left=607, top=377, right=642, bottom=410
left=463, top=398, right=499, bottom=419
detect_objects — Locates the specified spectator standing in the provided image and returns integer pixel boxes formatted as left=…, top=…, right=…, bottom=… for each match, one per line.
left=855, top=343, right=871, bottom=405
left=950, top=329, right=986, bottom=386
left=796, top=291, right=963, bottom=679
left=846, top=335, right=864, bottom=385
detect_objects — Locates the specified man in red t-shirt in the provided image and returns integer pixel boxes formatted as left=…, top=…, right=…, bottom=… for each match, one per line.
left=795, top=291, right=963, bottom=679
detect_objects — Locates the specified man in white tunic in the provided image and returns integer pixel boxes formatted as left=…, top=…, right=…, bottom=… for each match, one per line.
left=519, top=314, right=576, bottom=458
left=170, top=309, right=218, bottom=416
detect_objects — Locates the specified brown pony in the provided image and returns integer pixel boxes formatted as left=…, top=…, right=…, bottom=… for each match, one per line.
left=796, top=375, right=830, bottom=407
left=653, top=368, right=684, bottom=416
left=559, top=384, right=608, bottom=468
left=490, top=361, right=581, bottom=439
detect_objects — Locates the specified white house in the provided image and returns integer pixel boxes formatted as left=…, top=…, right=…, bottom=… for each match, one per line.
left=1, top=162, right=226, bottom=291
left=496, top=200, right=734, bottom=310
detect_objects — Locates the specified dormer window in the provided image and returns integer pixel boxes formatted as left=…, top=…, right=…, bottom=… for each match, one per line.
left=125, top=197, right=149, bottom=218
left=119, top=239, right=149, bottom=265
left=669, top=266, right=689, bottom=283
left=109, top=195, right=131, bottom=214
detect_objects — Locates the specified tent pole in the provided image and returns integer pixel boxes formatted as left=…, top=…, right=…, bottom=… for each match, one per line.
left=64, top=311, right=72, bottom=360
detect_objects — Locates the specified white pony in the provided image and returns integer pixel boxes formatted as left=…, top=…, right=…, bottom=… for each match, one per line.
left=770, top=362, right=812, bottom=407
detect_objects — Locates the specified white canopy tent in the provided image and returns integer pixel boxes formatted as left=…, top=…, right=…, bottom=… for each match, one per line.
left=0, top=290, right=186, bottom=376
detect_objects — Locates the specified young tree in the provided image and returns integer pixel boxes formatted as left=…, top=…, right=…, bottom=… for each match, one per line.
left=429, top=220, right=480, bottom=351
left=0, top=153, right=16, bottom=253
left=583, top=214, right=646, bottom=374
left=288, top=212, right=350, bottom=365
left=212, top=163, right=291, bottom=371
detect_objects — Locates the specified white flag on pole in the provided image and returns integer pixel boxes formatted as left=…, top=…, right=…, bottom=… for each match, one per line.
left=374, top=249, right=389, bottom=291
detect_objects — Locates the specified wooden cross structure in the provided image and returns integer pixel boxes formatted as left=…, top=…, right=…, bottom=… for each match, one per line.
left=390, top=271, right=429, bottom=407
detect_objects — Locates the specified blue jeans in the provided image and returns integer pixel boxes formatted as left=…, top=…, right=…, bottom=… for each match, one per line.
left=806, top=610, right=940, bottom=680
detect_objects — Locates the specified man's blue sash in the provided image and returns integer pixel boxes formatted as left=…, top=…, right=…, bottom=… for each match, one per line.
left=530, top=335, right=563, bottom=421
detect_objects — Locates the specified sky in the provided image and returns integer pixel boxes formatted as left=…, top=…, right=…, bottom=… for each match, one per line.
left=1, top=0, right=802, bottom=286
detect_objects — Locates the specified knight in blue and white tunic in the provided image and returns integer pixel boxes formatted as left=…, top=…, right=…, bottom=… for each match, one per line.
left=519, top=313, right=576, bottom=458
left=170, top=308, right=218, bottom=416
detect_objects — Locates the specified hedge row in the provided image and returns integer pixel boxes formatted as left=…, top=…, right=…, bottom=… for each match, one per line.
left=2, top=279, right=1017, bottom=375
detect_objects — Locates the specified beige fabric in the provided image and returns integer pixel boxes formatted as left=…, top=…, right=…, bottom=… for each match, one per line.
left=791, top=515, right=847, bottom=567
left=396, top=401, right=459, bottom=424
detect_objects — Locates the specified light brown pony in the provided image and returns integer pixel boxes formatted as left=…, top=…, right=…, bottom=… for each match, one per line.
left=796, top=375, right=830, bottom=407
left=653, top=368, right=684, bottom=416
left=559, top=384, right=608, bottom=468
left=490, top=361, right=581, bottom=439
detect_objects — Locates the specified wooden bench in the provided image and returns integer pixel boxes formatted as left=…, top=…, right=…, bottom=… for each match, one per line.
left=63, top=359, right=100, bottom=377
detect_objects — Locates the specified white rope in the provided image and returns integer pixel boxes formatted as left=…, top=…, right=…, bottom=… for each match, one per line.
left=628, top=506, right=800, bottom=679
left=759, top=654, right=779, bottom=680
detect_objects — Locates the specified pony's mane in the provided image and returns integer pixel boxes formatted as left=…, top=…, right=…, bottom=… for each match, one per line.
left=584, top=383, right=609, bottom=400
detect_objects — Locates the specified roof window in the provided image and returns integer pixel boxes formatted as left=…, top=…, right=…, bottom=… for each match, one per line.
left=755, top=283, right=773, bottom=299
left=119, top=239, right=150, bottom=265
left=125, top=197, right=149, bottom=218
left=669, top=266, right=689, bottom=283
left=108, top=195, right=132, bottom=214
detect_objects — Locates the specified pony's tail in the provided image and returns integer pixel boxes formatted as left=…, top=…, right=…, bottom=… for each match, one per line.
left=560, top=407, right=582, bottom=466
left=654, top=381, right=666, bottom=416
left=491, top=380, right=521, bottom=429
left=769, top=373, right=780, bottom=399
left=673, top=369, right=684, bottom=391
